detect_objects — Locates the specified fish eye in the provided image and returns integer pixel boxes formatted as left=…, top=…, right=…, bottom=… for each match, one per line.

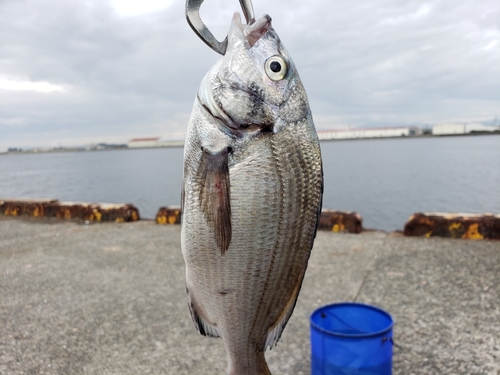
left=264, top=55, right=287, bottom=81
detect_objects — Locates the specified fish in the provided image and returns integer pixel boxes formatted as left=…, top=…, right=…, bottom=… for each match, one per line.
left=181, top=12, right=323, bottom=375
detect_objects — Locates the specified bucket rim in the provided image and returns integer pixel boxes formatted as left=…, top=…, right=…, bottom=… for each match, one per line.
left=310, top=302, right=394, bottom=338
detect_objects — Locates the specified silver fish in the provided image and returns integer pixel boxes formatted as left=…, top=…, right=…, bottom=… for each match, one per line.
left=181, top=12, right=323, bottom=375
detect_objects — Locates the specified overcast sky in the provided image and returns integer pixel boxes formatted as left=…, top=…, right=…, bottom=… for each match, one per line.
left=1, top=0, right=499, bottom=150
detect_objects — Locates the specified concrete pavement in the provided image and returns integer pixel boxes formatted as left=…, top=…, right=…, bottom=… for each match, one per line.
left=1, top=217, right=499, bottom=374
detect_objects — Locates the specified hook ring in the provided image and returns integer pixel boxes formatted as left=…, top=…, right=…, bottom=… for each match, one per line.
left=186, top=0, right=255, bottom=55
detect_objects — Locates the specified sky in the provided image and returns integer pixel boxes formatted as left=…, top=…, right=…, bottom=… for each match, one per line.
left=0, top=0, right=499, bottom=150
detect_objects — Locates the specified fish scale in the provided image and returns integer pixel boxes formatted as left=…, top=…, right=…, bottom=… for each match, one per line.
left=182, top=11, right=323, bottom=375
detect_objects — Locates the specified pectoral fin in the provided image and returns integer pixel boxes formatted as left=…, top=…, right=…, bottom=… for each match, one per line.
left=197, top=147, right=232, bottom=254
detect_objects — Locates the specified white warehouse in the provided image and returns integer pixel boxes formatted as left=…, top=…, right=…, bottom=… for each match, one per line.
left=432, top=123, right=499, bottom=135
left=128, top=137, right=161, bottom=148
left=128, top=136, right=185, bottom=148
left=317, top=126, right=421, bottom=141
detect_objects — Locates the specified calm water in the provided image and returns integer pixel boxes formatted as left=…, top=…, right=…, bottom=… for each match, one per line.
left=1, top=135, right=499, bottom=231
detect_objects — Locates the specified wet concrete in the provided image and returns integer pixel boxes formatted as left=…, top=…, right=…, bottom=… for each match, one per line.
left=1, top=217, right=499, bottom=374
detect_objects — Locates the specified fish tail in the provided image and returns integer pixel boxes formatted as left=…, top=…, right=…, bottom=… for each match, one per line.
left=226, top=350, right=271, bottom=375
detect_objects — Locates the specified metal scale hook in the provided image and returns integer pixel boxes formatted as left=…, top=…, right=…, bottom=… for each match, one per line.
left=186, top=0, right=256, bottom=55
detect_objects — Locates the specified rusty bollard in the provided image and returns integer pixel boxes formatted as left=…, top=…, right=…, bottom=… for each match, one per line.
left=0, top=198, right=57, bottom=218
left=404, top=212, right=500, bottom=240
left=0, top=199, right=140, bottom=223
left=318, top=210, right=363, bottom=233
left=45, top=202, right=140, bottom=222
left=156, top=206, right=182, bottom=224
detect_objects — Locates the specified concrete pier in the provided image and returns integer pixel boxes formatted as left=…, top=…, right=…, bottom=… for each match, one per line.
left=1, top=217, right=499, bottom=374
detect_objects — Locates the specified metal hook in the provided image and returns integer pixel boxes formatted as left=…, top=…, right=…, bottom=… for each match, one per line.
left=239, top=0, right=256, bottom=25
left=186, top=0, right=255, bottom=55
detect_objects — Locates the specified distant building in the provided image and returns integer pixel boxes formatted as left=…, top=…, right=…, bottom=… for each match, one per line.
left=432, top=123, right=466, bottom=135
left=432, top=123, right=500, bottom=135
left=317, top=126, right=421, bottom=141
left=95, top=143, right=128, bottom=150
left=465, top=123, right=500, bottom=133
left=128, top=137, right=161, bottom=148
left=157, top=137, right=185, bottom=147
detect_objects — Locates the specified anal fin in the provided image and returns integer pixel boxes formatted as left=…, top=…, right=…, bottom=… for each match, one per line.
left=187, top=287, right=220, bottom=338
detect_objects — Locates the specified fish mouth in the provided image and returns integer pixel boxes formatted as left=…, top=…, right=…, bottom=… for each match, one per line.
left=197, top=91, right=268, bottom=138
left=231, top=13, right=272, bottom=49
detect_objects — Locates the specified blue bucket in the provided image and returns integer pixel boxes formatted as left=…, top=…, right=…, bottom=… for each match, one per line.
left=310, top=302, right=394, bottom=375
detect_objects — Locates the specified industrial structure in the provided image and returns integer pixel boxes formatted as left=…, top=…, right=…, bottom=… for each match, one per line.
left=128, top=137, right=161, bottom=148
left=317, top=126, right=421, bottom=141
left=432, top=123, right=499, bottom=135
left=123, top=121, right=500, bottom=150
left=128, top=137, right=184, bottom=148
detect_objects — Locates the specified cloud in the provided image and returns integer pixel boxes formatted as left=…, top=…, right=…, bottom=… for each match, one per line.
left=110, top=0, right=174, bottom=17
left=0, top=0, right=499, bottom=149
left=0, top=78, right=67, bottom=92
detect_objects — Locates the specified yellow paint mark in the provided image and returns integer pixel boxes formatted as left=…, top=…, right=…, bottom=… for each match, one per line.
left=332, top=223, right=345, bottom=232
left=167, top=211, right=179, bottom=224
left=425, top=231, right=432, bottom=238
left=157, top=215, right=167, bottom=224
left=5, top=207, right=19, bottom=216
left=115, top=217, right=124, bottom=223
left=462, top=223, right=483, bottom=240
left=63, top=209, right=71, bottom=219
left=131, top=211, right=138, bottom=221
left=448, top=222, right=463, bottom=238
left=92, top=209, right=102, bottom=222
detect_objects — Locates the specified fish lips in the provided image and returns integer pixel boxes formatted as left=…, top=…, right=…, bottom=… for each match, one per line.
left=230, top=13, right=273, bottom=49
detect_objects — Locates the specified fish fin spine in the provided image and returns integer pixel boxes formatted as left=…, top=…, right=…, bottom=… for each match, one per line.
left=194, top=312, right=220, bottom=338
left=187, top=288, right=220, bottom=338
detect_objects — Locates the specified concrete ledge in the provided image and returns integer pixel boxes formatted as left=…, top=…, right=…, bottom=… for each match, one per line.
left=404, top=212, right=500, bottom=240
left=6, top=200, right=498, bottom=239
left=0, top=199, right=140, bottom=223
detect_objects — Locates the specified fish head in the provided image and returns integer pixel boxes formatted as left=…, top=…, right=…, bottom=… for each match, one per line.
left=201, top=13, right=310, bottom=135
